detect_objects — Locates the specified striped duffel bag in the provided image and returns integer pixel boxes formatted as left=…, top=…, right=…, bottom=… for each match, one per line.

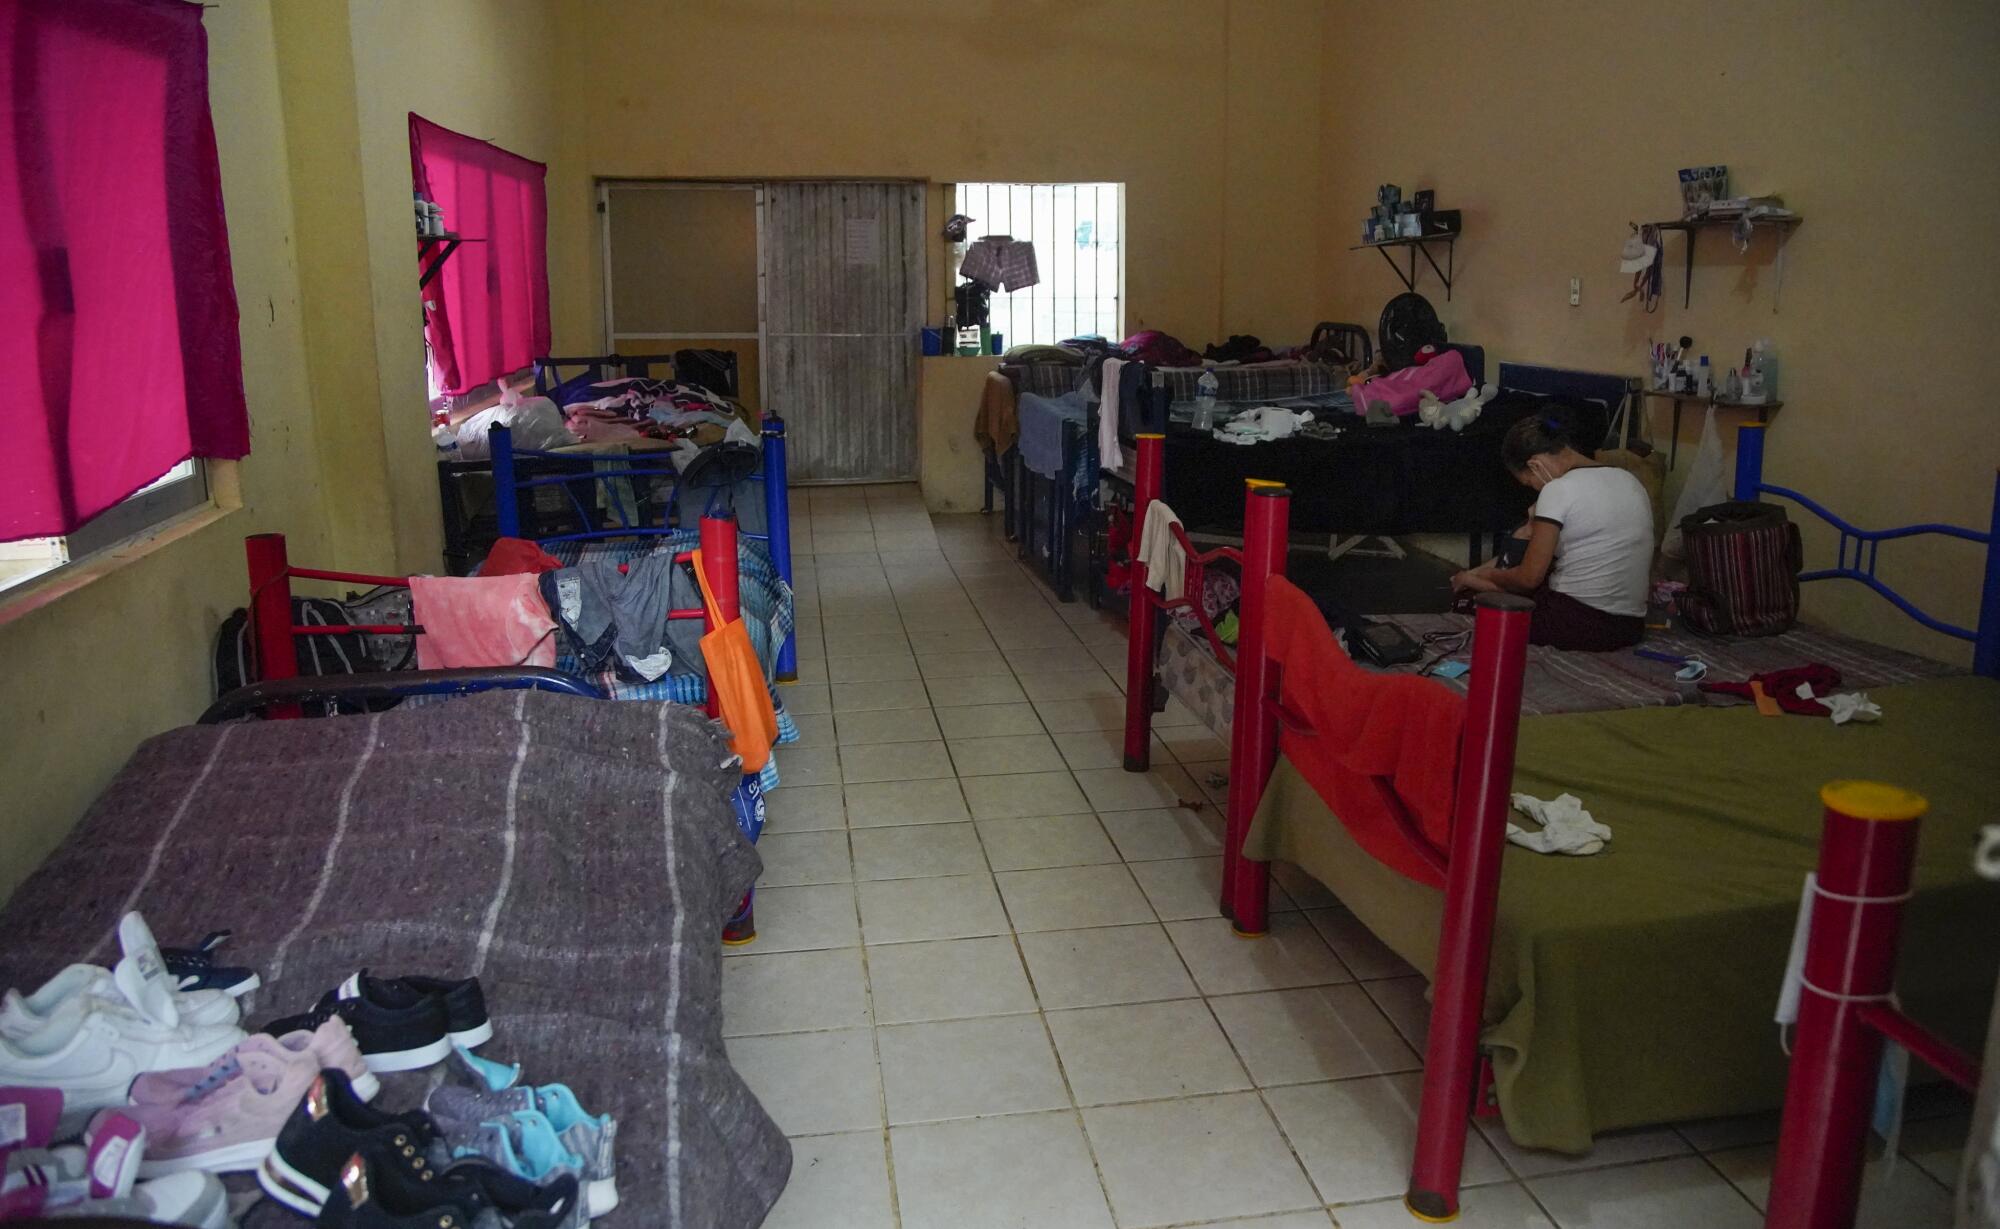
left=1679, top=500, right=1803, bottom=636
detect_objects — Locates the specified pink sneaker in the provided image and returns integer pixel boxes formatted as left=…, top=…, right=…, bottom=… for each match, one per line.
left=123, top=1035, right=324, bottom=1177
left=129, top=1017, right=377, bottom=1107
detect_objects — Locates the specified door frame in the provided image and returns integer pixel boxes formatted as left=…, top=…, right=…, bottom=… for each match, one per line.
left=596, top=180, right=769, bottom=406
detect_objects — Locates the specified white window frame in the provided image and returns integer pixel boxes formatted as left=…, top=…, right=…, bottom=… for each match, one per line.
left=952, top=182, right=1125, bottom=347
left=0, top=460, right=210, bottom=595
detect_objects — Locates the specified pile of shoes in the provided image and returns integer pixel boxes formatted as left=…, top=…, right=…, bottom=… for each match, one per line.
left=1, top=1098, right=231, bottom=1227
left=0, top=915, right=619, bottom=1227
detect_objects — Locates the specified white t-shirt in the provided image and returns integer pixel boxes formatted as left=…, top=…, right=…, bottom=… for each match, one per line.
left=1533, top=466, right=1654, bottom=617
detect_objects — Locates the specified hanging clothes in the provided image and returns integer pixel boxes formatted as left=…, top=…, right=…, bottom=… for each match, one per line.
left=959, top=236, right=1039, bottom=291
left=1098, top=357, right=1128, bottom=471
left=1138, top=501, right=1188, bottom=603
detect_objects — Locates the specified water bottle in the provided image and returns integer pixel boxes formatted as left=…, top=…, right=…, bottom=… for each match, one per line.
left=1194, top=369, right=1219, bottom=430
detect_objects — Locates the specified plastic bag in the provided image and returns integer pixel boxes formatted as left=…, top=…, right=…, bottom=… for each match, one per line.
left=454, top=382, right=572, bottom=460
left=1662, top=406, right=1727, bottom=560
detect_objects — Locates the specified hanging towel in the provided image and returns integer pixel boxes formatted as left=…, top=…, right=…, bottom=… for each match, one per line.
left=1264, top=577, right=1464, bottom=888
left=1507, top=793, right=1612, bottom=856
left=410, top=573, right=558, bottom=670
left=1138, top=501, right=1188, bottom=603
left=1098, top=357, right=1128, bottom=471
left=974, top=370, right=1019, bottom=456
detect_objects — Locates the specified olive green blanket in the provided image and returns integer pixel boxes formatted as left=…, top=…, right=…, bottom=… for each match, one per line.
left=1245, top=675, right=2000, bottom=1153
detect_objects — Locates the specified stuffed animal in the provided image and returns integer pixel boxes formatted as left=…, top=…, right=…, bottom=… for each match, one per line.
left=1417, top=382, right=1498, bottom=432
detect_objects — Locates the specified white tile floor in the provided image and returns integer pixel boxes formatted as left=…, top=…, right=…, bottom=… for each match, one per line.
left=727, top=483, right=1966, bottom=1228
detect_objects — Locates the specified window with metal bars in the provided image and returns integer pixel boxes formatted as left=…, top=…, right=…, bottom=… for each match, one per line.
left=953, top=182, right=1124, bottom=347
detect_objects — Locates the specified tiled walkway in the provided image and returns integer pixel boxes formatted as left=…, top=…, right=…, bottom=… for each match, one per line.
left=726, top=483, right=1965, bottom=1229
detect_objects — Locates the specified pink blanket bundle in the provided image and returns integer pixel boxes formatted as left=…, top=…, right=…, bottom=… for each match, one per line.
left=410, top=573, right=558, bottom=670
left=1352, top=348, right=1473, bottom=416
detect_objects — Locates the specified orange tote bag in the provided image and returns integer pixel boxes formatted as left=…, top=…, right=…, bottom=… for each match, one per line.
left=691, top=548, right=779, bottom=773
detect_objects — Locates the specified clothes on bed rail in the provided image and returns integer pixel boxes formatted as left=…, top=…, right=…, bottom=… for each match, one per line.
left=1138, top=502, right=1188, bottom=603
left=1017, top=390, right=1088, bottom=479
left=478, top=537, right=563, bottom=577
left=1098, top=357, right=1129, bottom=470
left=543, top=537, right=794, bottom=686
left=543, top=555, right=680, bottom=681
left=1266, top=577, right=1463, bottom=887
left=410, top=574, right=558, bottom=670
left=974, top=371, right=1019, bottom=457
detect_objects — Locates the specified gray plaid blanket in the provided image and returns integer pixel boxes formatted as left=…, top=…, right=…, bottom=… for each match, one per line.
left=0, top=692, right=790, bottom=1228
left=1159, top=616, right=1961, bottom=729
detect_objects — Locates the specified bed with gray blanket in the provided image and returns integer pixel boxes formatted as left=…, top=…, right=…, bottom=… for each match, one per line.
left=0, top=690, right=790, bottom=1228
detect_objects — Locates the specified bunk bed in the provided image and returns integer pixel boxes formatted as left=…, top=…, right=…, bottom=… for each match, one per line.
left=1120, top=421, right=2000, bottom=1219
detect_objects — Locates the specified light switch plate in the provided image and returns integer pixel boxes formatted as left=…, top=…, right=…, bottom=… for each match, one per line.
left=1568, top=277, right=1582, bottom=306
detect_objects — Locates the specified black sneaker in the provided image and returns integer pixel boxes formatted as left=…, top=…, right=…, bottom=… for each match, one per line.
left=319, top=1149, right=575, bottom=1229
left=160, top=929, right=262, bottom=997
left=315, top=1150, right=475, bottom=1229
left=407, top=1154, right=579, bottom=1228
left=261, top=973, right=452, bottom=1072
left=258, top=1069, right=441, bottom=1217
left=381, top=974, right=492, bottom=1048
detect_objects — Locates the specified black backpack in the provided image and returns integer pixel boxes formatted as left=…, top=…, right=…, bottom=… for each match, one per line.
left=213, top=587, right=416, bottom=712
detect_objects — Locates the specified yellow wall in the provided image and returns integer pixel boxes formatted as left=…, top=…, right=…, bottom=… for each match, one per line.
left=0, top=0, right=587, bottom=899
left=548, top=0, right=1331, bottom=508
left=1321, top=0, right=2000, bottom=662
left=0, top=0, right=333, bottom=900
left=920, top=356, right=1004, bottom=514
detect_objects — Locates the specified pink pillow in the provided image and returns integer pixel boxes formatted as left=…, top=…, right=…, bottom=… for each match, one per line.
left=1352, top=349, right=1473, bottom=417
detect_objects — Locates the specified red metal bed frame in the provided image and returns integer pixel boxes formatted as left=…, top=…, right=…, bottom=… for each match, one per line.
left=243, top=512, right=743, bottom=722
left=243, top=513, right=761, bottom=940
left=1119, top=427, right=1997, bottom=1222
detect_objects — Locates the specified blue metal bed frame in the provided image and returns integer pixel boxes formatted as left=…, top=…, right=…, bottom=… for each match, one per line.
left=1734, top=422, right=2000, bottom=677
left=488, top=417, right=798, bottom=680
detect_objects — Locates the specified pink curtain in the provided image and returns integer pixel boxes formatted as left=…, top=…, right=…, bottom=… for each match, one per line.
left=0, top=0, right=246, bottom=543
left=410, top=115, right=550, bottom=396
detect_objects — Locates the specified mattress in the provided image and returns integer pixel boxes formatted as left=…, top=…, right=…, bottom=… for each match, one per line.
left=0, top=691, right=792, bottom=1227
left=1243, top=674, right=2000, bottom=1153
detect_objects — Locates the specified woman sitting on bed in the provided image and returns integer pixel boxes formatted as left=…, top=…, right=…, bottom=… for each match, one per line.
left=1451, top=411, right=1653, bottom=651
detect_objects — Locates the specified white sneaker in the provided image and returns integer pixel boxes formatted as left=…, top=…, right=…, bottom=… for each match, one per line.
left=1, top=965, right=240, bottom=1037
left=46, top=1170, right=232, bottom=1229
left=0, top=995, right=244, bottom=1139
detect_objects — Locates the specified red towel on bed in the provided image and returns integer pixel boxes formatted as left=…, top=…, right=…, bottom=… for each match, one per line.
left=1265, top=578, right=1464, bottom=888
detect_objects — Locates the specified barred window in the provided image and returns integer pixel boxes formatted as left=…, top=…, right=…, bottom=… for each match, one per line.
left=953, top=182, right=1124, bottom=347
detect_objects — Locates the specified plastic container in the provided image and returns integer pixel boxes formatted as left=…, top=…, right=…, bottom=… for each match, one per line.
left=1194, top=369, right=1219, bottom=431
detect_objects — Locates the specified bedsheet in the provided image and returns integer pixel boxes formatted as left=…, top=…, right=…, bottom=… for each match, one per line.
left=1244, top=675, right=2000, bottom=1153
left=0, top=691, right=792, bottom=1227
left=1155, top=615, right=1961, bottom=732
left=1377, top=613, right=1960, bottom=714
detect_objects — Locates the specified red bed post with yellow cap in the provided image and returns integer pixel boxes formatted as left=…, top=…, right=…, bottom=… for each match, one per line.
left=1218, top=480, right=1290, bottom=935
left=1406, top=592, right=1534, bottom=1222
left=1764, top=781, right=1936, bottom=1229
